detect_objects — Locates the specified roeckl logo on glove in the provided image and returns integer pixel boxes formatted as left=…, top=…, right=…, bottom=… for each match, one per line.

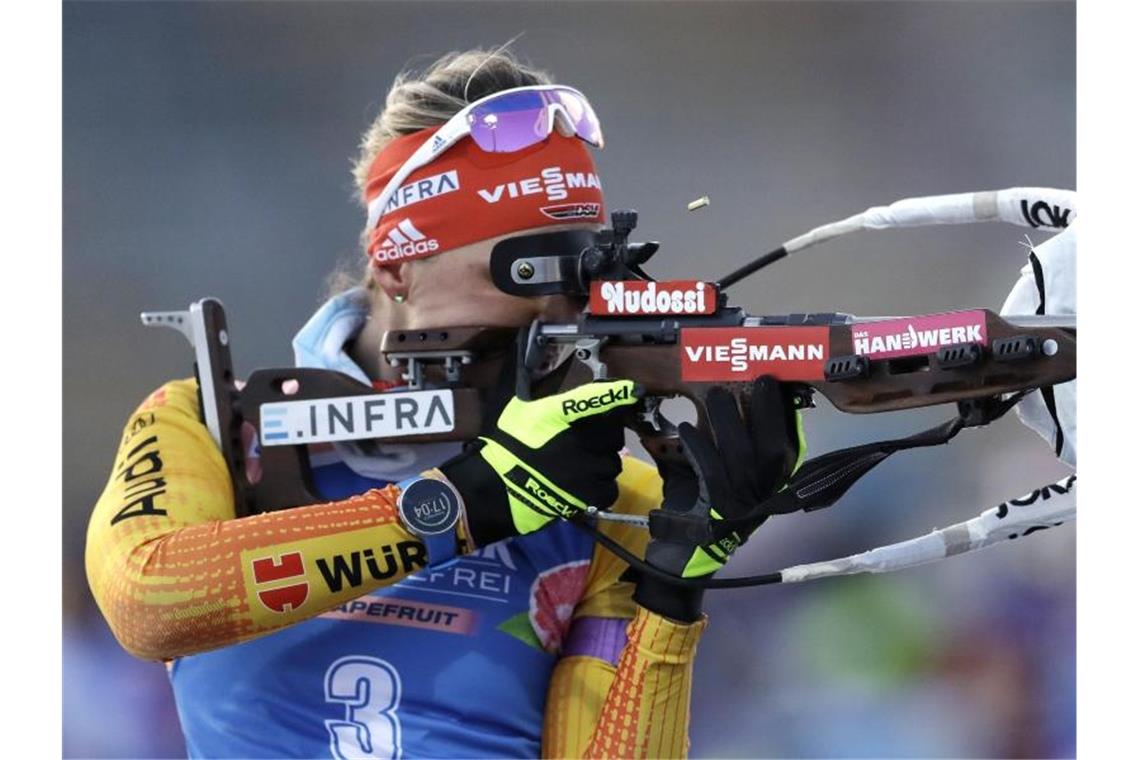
left=561, top=384, right=632, bottom=415
left=524, top=476, right=575, bottom=517
left=503, top=465, right=577, bottom=517
left=715, top=535, right=741, bottom=555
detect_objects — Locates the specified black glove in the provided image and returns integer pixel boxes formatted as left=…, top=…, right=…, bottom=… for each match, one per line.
left=441, top=379, right=642, bottom=547
left=633, top=377, right=803, bottom=622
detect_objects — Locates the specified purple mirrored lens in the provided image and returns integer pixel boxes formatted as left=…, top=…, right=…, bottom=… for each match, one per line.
left=467, top=90, right=549, bottom=153
left=548, top=90, right=603, bottom=147
left=467, top=88, right=603, bottom=152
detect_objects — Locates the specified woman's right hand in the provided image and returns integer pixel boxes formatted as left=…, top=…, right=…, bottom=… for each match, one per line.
left=439, top=380, right=643, bottom=546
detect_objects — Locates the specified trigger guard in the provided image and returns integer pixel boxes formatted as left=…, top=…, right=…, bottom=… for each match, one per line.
left=639, top=396, right=677, bottom=436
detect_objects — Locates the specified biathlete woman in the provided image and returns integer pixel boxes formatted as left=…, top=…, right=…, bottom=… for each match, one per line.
left=86, top=48, right=802, bottom=759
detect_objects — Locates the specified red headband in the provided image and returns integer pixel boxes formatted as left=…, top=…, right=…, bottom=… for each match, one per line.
left=363, top=126, right=605, bottom=264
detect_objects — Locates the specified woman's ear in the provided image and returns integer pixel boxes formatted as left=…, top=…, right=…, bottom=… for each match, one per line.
left=370, top=259, right=412, bottom=303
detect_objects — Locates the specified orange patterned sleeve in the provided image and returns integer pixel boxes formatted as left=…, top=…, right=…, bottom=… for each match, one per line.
left=84, top=378, right=465, bottom=661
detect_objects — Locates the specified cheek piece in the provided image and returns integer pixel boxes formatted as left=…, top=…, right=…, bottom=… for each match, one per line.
left=363, top=127, right=606, bottom=266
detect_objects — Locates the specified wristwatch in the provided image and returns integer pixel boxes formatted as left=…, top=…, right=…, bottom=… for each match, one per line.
left=395, top=473, right=463, bottom=566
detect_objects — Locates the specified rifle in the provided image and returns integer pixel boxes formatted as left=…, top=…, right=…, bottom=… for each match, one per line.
left=143, top=187, right=1076, bottom=587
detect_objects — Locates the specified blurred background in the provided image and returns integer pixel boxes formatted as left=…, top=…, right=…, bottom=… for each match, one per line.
left=63, top=1, right=1075, bottom=757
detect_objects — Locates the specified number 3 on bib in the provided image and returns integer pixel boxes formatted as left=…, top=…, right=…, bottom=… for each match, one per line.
left=324, top=656, right=403, bottom=760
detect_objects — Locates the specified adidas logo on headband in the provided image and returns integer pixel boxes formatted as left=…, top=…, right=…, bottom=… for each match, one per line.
left=375, top=219, right=440, bottom=262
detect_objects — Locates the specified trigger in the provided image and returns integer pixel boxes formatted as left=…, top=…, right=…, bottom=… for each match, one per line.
left=639, top=397, right=677, bottom=436
left=572, top=337, right=608, bottom=379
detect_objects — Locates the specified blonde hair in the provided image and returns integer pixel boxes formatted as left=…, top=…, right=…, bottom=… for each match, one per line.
left=326, top=46, right=554, bottom=297
left=351, top=47, right=554, bottom=197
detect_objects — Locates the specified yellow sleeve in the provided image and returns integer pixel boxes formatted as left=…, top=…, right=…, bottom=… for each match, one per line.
left=543, top=456, right=706, bottom=759
left=574, top=455, right=659, bottom=619
left=84, top=378, right=469, bottom=661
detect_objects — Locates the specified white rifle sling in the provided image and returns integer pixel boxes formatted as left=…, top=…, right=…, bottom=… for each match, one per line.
left=1000, top=223, right=1077, bottom=467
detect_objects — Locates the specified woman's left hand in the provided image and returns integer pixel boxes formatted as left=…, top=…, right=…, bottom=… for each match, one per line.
left=633, top=377, right=803, bottom=622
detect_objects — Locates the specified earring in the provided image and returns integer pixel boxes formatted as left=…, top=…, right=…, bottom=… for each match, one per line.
left=393, top=293, right=407, bottom=304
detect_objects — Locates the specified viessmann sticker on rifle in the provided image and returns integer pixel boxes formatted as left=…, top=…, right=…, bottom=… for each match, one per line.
left=852, top=310, right=988, bottom=360
left=590, top=280, right=717, bottom=316
left=681, top=327, right=830, bottom=381
left=259, top=390, right=455, bottom=446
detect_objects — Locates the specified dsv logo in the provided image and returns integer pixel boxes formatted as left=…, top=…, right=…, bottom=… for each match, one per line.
left=1020, top=199, right=1072, bottom=229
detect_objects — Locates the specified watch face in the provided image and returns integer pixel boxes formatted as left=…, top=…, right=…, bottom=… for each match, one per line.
left=398, top=478, right=460, bottom=536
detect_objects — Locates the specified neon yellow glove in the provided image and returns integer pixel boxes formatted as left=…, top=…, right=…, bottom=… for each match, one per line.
left=440, top=380, right=642, bottom=546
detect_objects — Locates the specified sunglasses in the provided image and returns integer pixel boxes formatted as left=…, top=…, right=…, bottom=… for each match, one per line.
left=367, top=85, right=604, bottom=231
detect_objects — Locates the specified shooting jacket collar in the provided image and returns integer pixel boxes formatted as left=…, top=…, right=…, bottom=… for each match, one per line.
left=292, top=287, right=373, bottom=385
left=291, top=286, right=462, bottom=481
